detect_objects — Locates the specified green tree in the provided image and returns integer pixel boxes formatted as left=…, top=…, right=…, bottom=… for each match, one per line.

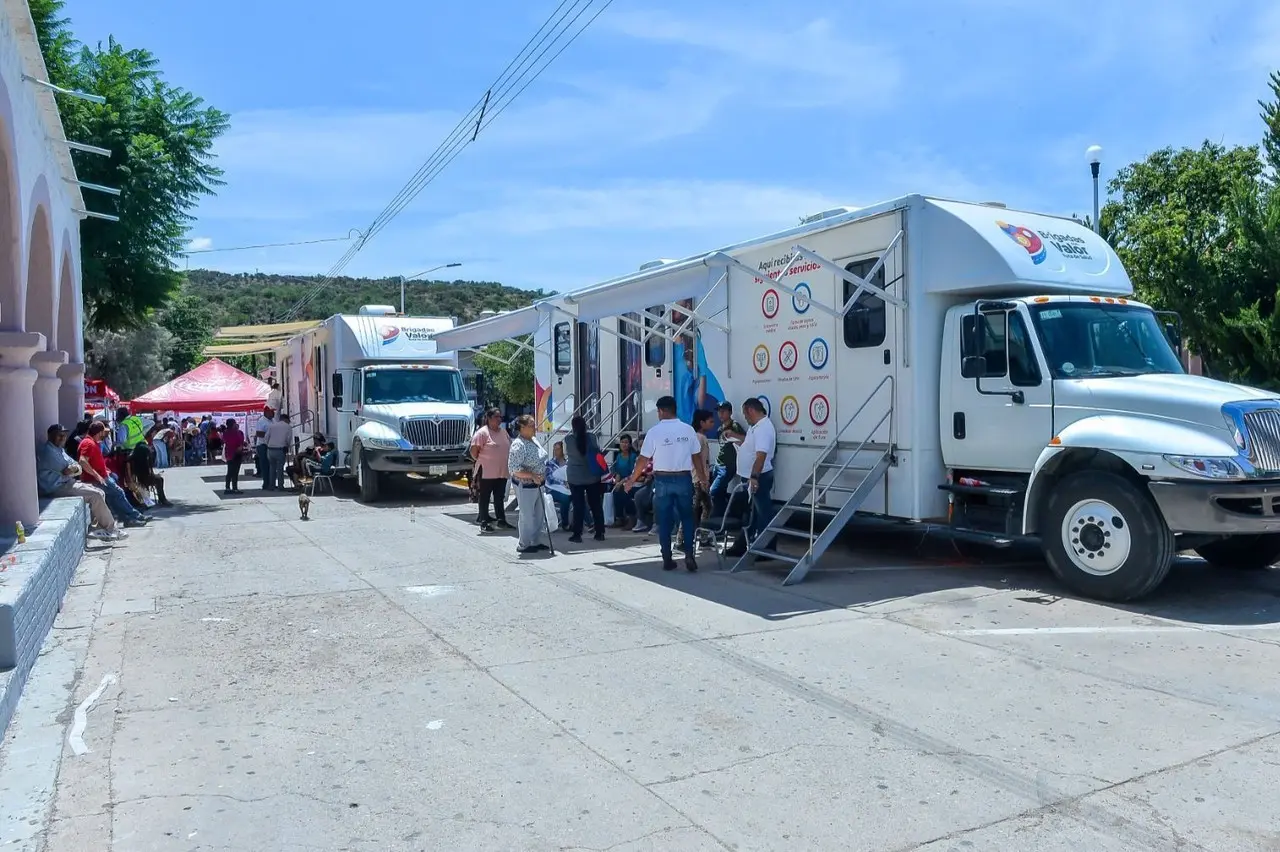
left=1102, top=142, right=1266, bottom=380
left=29, top=0, right=229, bottom=329
left=477, top=340, right=534, bottom=405
left=157, top=286, right=215, bottom=376
left=83, top=322, right=174, bottom=399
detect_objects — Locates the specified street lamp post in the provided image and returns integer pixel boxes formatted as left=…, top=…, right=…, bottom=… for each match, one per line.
left=1086, top=145, right=1103, bottom=234
left=399, top=262, right=463, bottom=314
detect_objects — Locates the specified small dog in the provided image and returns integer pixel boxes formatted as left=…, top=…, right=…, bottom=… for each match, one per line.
left=298, top=491, right=311, bottom=521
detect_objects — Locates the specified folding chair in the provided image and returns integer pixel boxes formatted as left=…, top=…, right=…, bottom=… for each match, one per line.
left=309, top=469, right=336, bottom=497
left=698, top=477, right=752, bottom=567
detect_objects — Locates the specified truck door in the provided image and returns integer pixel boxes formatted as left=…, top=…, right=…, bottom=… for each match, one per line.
left=943, top=305, right=1053, bottom=472
left=832, top=254, right=902, bottom=514
left=550, top=319, right=575, bottom=432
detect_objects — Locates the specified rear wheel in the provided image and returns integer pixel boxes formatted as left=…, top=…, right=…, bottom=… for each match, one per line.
left=1042, top=470, right=1174, bottom=601
left=355, top=444, right=381, bottom=503
left=1195, top=534, right=1280, bottom=571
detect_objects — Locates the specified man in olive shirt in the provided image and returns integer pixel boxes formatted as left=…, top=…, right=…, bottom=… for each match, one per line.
left=710, top=401, right=744, bottom=517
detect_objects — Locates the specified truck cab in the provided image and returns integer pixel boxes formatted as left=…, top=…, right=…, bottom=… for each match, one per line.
left=332, top=363, right=473, bottom=501
left=941, top=294, right=1280, bottom=599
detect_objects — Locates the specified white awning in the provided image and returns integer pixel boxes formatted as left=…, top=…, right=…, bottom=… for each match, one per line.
left=432, top=305, right=545, bottom=353
left=563, top=256, right=720, bottom=324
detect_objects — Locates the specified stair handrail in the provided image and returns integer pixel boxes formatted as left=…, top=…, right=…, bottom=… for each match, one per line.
left=806, top=374, right=895, bottom=534
left=597, top=389, right=640, bottom=449
left=544, top=392, right=600, bottom=444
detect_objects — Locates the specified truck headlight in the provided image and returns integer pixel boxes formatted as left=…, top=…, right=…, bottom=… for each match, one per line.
left=1221, top=413, right=1247, bottom=451
left=1163, top=455, right=1244, bottom=479
left=364, top=436, right=401, bottom=450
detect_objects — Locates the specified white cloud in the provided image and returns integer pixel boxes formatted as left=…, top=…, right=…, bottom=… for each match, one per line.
left=599, top=9, right=901, bottom=108
left=186, top=236, right=213, bottom=251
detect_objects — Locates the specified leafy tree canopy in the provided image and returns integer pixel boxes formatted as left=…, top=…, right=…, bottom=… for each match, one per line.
left=1103, top=71, right=1280, bottom=386
left=475, top=340, right=535, bottom=406
left=29, top=0, right=229, bottom=329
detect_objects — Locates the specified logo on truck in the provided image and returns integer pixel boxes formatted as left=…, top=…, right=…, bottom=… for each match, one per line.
left=380, top=325, right=400, bottom=346
left=997, top=221, right=1048, bottom=265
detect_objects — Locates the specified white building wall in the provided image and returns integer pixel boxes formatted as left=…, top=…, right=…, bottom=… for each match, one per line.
left=0, top=0, right=88, bottom=528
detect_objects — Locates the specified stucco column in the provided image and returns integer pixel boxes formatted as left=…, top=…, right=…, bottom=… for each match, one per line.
left=57, top=361, right=86, bottom=427
left=0, top=332, right=47, bottom=529
left=32, top=350, right=68, bottom=437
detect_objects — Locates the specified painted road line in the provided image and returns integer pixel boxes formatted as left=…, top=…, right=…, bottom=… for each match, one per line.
left=940, top=623, right=1280, bottom=637
left=67, top=672, right=117, bottom=755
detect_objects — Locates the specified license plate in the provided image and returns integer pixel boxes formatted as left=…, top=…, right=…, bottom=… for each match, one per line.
left=427, top=464, right=448, bottom=476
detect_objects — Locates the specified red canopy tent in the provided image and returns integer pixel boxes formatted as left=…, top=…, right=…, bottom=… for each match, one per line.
left=129, top=358, right=270, bottom=413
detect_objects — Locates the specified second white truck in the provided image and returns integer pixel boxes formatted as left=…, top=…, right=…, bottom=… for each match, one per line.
left=276, top=307, right=474, bottom=501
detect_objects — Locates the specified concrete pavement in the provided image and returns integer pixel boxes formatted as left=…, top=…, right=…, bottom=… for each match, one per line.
left=2, top=465, right=1280, bottom=850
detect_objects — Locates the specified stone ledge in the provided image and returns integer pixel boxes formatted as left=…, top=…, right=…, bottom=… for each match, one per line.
left=0, top=497, right=88, bottom=738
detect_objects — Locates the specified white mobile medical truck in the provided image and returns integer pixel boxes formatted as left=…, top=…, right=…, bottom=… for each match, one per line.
left=275, top=308, right=474, bottom=502
left=432, top=194, right=1280, bottom=601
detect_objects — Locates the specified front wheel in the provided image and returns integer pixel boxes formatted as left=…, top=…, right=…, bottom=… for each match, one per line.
left=1042, top=470, right=1175, bottom=601
left=1195, top=534, right=1280, bottom=571
left=355, top=444, right=381, bottom=503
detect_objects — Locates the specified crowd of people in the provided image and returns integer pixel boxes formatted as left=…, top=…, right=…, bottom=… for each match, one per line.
left=472, top=396, right=778, bottom=571
left=36, top=405, right=175, bottom=542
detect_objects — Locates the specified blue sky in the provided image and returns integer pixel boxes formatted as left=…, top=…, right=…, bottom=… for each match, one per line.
left=64, top=0, right=1280, bottom=295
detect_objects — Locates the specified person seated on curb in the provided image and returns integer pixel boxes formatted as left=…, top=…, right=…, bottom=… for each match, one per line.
left=77, top=421, right=149, bottom=528
left=36, top=423, right=127, bottom=541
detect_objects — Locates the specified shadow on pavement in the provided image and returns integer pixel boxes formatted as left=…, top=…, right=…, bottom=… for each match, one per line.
left=586, top=519, right=1280, bottom=628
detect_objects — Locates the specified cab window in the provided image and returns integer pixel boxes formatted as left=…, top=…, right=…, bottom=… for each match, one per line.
left=961, top=312, right=1042, bottom=386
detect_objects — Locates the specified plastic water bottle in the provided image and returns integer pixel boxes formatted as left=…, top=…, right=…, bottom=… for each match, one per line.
left=15, top=521, right=26, bottom=544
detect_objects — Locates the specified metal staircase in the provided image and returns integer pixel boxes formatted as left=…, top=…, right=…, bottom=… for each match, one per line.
left=730, top=375, right=896, bottom=585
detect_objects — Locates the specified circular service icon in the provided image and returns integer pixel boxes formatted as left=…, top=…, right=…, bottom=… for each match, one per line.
left=752, top=344, right=770, bottom=373
left=809, top=393, right=831, bottom=426
left=792, top=282, right=812, bottom=314
left=778, top=341, right=799, bottom=372
left=808, top=337, right=829, bottom=371
left=761, top=289, right=780, bottom=319
left=780, top=395, right=800, bottom=426
left=757, top=395, right=771, bottom=417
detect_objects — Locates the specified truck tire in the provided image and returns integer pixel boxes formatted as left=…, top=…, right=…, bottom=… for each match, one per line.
left=356, top=445, right=381, bottom=503
left=1194, top=534, right=1280, bottom=571
left=1042, top=470, right=1175, bottom=601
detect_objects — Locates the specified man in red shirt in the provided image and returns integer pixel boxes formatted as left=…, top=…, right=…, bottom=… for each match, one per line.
left=78, top=422, right=149, bottom=527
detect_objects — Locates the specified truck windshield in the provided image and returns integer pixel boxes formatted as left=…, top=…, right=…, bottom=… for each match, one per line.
left=362, top=369, right=466, bottom=404
left=1028, top=303, right=1184, bottom=379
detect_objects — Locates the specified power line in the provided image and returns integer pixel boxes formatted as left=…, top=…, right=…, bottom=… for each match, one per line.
left=181, top=233, right=359, bottom=255
left=277, top=0, right=613, bottom=321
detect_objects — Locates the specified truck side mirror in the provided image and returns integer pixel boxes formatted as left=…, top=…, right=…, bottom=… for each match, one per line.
left=332, top=395, right=343, bottom=410
left=961, top=355, right=988, bottom=379
left=1164, top=322, right=1182, bottom=353
left=331, top=372, right=343, bottom=396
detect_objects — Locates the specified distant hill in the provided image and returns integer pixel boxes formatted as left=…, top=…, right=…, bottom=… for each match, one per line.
left=184, top=269, right=550, bottom=328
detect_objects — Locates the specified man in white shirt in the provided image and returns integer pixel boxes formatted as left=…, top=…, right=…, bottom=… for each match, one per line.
left=264, top=412, right=293, bottom=491
left=624, top=395, right=707, bottom=572
left=254, top=406, right=274, bottom=486
left=728, top=397, right=778, bottom=557
left=266, top=379, right=283, bottom=413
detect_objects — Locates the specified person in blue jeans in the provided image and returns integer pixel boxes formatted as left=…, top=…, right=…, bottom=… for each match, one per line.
left=622, top=396, right=709, bottom=572
left=727, top=397, right=778, bottom=559
left=545, top=441, right=572, bottom=530
left=710, top=402, right=745, bottom=517
left=610, top=433, right=639, bottom=527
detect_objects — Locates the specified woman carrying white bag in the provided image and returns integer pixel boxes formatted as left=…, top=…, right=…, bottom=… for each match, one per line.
left=508, top=415, right=555, bottom=556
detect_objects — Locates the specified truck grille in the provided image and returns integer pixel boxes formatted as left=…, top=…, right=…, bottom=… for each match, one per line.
left=1243, top=409, right=1280, bottom=474
left=401, top=416, right=470, bottom=450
